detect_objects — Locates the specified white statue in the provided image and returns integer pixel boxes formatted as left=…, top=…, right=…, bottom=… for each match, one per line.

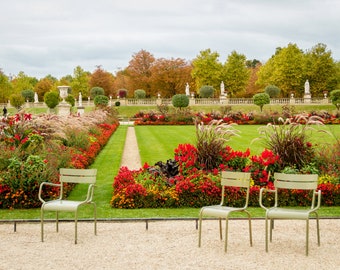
left=34, top=92, right=39, bottom=103
left=220, top=81, right=225, bottom=96
left=185, top=83, right=190, bottom=96
left=78, top=92, right=82, bottom=107
left=304, top=80, right=310, bottom=94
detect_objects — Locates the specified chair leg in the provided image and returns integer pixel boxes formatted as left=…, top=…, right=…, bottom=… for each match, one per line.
left=316, top=214, right=320, bottom=246
left=198, top=215, right=203, bottom=248
left=269, top=219, right=273, bottom=242
left=224, top=218, right=229, bottom=253
left=56, top=211, right=59, bottom=233
left=93, top=202, right=97, bottom=236
left=246, top=211, right=252, bottom=247
left=306, top=219, right=309, bottom=256
left=41, top=208, right=44, bottom=242
left=219, top=218, right=222, bottom=240
left=265, top=217, right=268, bottom=252
left=75, top=211, right=78, bottom=244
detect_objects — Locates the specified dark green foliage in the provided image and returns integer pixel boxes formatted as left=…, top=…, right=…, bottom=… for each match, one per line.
left=94, top=95, right=109, bottom=107
left=90, top=87, right=105, bottom=98
left=65, top=95, right=75, bottom=107
left=265, top=85, right=280, bottom=98
left=115, top=101, right=121, bottom=106
left=9, top=94, right=25, bottom=109
left=330, top=89, right=340, bottom=110
left=199, top=85, right=214, bottom=98
left=253, top=93, right=270, bottom=112
left=172, top=94, right=189, bottom=109
left=134, top=89, right=146, bottom=99
left=21, top=89, right=35, bottom=102
left=44, top=91, right=59, bottom=109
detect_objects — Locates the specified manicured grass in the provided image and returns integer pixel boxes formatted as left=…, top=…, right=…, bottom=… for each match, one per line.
left=1, top=124, right=340, bottom=220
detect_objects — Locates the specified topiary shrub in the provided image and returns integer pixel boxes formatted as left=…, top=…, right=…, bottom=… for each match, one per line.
left=172, top=94, right=189, bottom=109
left=115, top=101, right=120, bottom=107
left=44, top=91, right=59, bottom=109
left=265, top=85, right=280, bottom=98
left=90, top=87, right=105, bottom=99
left=199, top=85, right=214, bottom=98
left=253, top=93, right=270, bottom=112
left=94, top=95, right=109, bottom=107
left=330, top=89, right=340, bottom=110
left=118, top=89, right=128, bottom=98
left=134, top=89, right=146, bottom=99
left=21, top=89, right=35, bottom=102
left=65, top=95, right=75, bottom=107
left=9, top=94, right=25, bottom=110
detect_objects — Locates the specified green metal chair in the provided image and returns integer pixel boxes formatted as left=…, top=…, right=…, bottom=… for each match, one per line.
left=259, top=172, right=321, bottom=256
left=198, top=171, right=252, bottom=252
left=38, top=168, right=97, bottom=244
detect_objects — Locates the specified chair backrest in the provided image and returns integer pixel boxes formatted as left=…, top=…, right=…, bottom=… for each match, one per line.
left=60, top=168, right=97, bottom=184
left=274, top=173, right=318, bottom=190
left=221, top=171, right=251, bottom=207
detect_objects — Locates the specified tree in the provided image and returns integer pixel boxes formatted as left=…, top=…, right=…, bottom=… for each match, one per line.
left=94, top=95, right=109, bottom=107
left=199, top=85, right=214, bottom=98
left=70, top=66, right=90, bottom=98
left=134, top=89, right=146, bottom=99
left=253, top=93, right=270, bottom=112
left=11, top=71, right=36, bottom=95
left=126, top=50, right=155, bottom=96
left=222, top=51, right=250, bottom=97
left=265, top=85, right=281, bottom=98
left=245, top=62, right=262, bottom=97
left=90, top=87, right=105, bottom=98
left=21, top=89, right=35, bottom=102
left=9, top=94, right=25, bottom=110
left=329, top=89, right=340, bottom=110
left=304, top=43, right=338, bottom=97
left=89, top=66, right=115, bottom=97
left=44, top=91, right=59, bottom=109
left=191, top=49, right=223, bottom=92
left=118, top=89, right=128, bottom=98
left=34, top=77, right=54, bottom=101
left=172, top=94, right=189, bottom=109
left=0, top=71, right=13, bottom=103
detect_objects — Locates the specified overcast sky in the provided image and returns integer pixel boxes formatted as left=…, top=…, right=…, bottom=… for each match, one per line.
left=1, top=0, right=339, bottom=79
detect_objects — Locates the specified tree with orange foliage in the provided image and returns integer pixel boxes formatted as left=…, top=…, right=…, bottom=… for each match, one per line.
left=89, top=66, right=115, bottom=97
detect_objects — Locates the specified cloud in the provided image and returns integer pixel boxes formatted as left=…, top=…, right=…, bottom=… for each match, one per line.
left=0, top=0, right=339, bottom=79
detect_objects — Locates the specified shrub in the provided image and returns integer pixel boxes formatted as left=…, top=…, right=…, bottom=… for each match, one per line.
left=330, top=89, right=340, bottom=110
left=65, top=95, right=75, bottom=107
left=115, top=101, right=120, bottom=106
left=134, top=89, right=146, bottom=99
left=118, top=89, right=128, bottom=98
left=253, top=93, right=270, bottom=112
left=90, top=87, right=105, bottom=98
left=9, top=94, right=25, bottom=110
left=94, top=95, right=109, bottom=107
left=265, top=85, right=280, bottom=98
left=44, top=91, right=59, bottom=109
left=172, top=94, right=189, bottom=109
left=199, top=85, right=214, bottom=98
left=21, top=89, right=35, bottom=102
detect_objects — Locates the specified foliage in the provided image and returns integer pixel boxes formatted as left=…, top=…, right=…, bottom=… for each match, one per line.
left=118, top=89, right=128, bottom=98
left=134, top=89, right=146, bottom=99
left=330, top=89, right=340, bottom=110
left=21, top=89, right=35, bottom=102
left=253, top=93, right=270, bottom=112
left=94, top=95, right=109, bottom=107
left=9, top=94, right=25, bottom=109
left=115, top=101, right=121, bottom=106
left=172, top=94, right=189, bottom=109
left=265, top=85, right=280, bottom=98
left=199, top=85, right=214, bottom=98
left=257, top=115, right=327, bottom=170
left=90, top=87, right=105, bottom=98
left=44, top=91, right=59, bottom=109
left=65, top=94, right=75, bottom=107
left=89, top=67, right=115, bottom=97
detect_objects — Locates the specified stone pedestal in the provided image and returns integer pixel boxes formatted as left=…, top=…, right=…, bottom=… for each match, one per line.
left=220, top=96, right=227, bottom=104
left=77, top=106, right=85, bottom=115
left=58, top=102, right=71, bottom=116
left=304, top=94, right=311, bottom=103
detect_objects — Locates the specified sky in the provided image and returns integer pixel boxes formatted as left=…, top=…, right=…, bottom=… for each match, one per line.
left=1, top=0, right=340, bottom=79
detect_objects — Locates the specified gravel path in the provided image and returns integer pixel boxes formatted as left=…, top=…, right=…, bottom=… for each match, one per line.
left=120, top=126, right=142, bottom=170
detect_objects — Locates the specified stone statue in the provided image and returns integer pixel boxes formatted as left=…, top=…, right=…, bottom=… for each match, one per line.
left=220, top=81, right=225, bottom=96
left=34, top=92, right=39, bottom=103
left=78, top=92, right=82, bottom=107
left=304, top=80, right=310, bottom=94
left=185, top=83, right=190, bottom=96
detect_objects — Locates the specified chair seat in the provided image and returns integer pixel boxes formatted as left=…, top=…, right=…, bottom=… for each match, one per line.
left=267, top=207, right=311, bottom=219
left=43, top=200, right=85, bottom=212
left=201, top=205, right=245, bottom=218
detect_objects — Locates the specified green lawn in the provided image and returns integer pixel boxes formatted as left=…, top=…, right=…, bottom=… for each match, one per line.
left=1, top=124, right=340, bottom=220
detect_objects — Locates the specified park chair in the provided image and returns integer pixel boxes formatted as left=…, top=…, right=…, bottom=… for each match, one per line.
left=38, top=168, right=97, bottom=244
left=259, top=172, right=321, bottom=256
left=198, top=171, right=252, bottom=253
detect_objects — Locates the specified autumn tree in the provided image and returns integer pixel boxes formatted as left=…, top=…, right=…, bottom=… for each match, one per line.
left=191, top=49, right=223, bottom=93
left=70, top=66, right=90, bottom=98
left=11, top=71, right=37, bottom=95
left=222, top=51, right=250, bottom=97
left=126, top=50, right=155, bottom=96
left=150, top=58, right=192, bottom=97
left=34, top=77, right=54, bottom=101
left=89, top=66, right=115, bottom=97
left=304, top=43, right=338, bottom=97
left=245, top=62, right=262, bottom=97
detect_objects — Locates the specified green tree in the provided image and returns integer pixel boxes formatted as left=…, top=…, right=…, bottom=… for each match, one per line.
left=9, top=94, right=25, bottom=110
left=172, top=94, right=189, bottom=109
left=304, top=43, right=338, bottom=97
left=222, top=51, right=250, bottom=97
left=0, top=71, right=13, bottom=103
left=44, top=91, right=59, bottom=109
left=265, top=85, right=280, bottom=98
left=134, top=89, right=146, bottom=99
left=191, top=49, right=223, bottom=92
left=329, top=89, right=340, bottom=110
left=199, top=85, right=214, bottom=98
left=70, top=66, right=90, bottom=98
left=90, top=87, right=105, bottom=98
left=21, top=89, right=35, bottom=102
left=253, top=93, right=270, bottom=112
left=11, top=71, right=37, bottom=95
